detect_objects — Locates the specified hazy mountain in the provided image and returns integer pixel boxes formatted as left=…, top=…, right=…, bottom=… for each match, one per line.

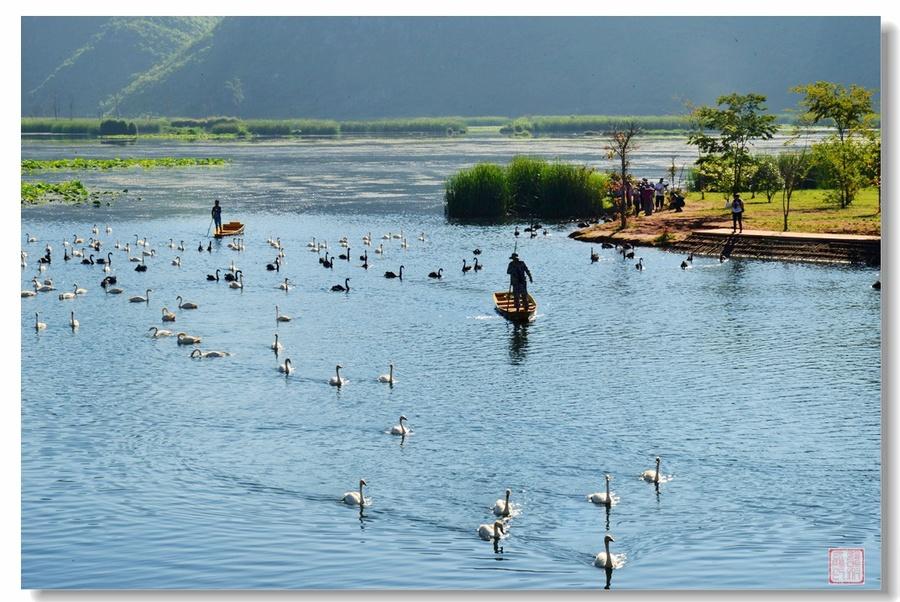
left=22, top=16, right=880, bottom=118
left=23, top=16, right=219, bottom=117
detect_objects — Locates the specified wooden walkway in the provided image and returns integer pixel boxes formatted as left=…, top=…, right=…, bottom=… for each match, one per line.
left=669, top=229, right=880, bottom=265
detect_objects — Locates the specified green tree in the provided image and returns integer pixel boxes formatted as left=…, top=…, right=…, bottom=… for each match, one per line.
left=749, top=155, right=783, bottom=203
left=777, top=149, right=811, bottom=232
left=687, top=93, right=778, bottom=195
left=603, top=121, right=641, bottom=228
left=862, top=134, right=881, bottom=213
left=792, top=81, right=877, bottom=208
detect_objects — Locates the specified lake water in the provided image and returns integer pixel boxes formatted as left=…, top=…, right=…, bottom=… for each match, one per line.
left=21, top=137, right=881, bottom=589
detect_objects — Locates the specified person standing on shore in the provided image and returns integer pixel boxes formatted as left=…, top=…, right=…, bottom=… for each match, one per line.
left=730, top=193, right=744, bottom=233
left=640, top=179, right=654, bottom=216
left=655, top=178, right=667, bottom=210
left=506, top=252, right=533, bottom=312
left=211, top=199, right=222, bottom=235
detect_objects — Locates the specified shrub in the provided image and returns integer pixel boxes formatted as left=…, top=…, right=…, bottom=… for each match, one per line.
left=445, top=163, right=509, bottom=219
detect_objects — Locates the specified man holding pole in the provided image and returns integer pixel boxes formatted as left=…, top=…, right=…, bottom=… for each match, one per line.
left=211, top=199, right=222, bottom=235
left=506, top=252, right=533, bottom=312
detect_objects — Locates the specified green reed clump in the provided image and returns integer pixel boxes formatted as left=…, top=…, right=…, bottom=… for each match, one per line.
left=445, top=163, right=510, bottom=218
left=445, top=156, right=609, bottom=219
left=21, top=118, right=101, bottom=135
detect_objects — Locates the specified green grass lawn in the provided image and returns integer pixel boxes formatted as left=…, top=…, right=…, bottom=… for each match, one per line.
left=687, top=188, right=881, bottom=235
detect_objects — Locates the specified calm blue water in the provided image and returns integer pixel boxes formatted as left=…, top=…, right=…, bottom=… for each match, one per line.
left=21, top=138, right=880, bottom=589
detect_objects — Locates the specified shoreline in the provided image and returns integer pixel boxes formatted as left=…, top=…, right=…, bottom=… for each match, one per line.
left=570, top=224, right=881, bottom=266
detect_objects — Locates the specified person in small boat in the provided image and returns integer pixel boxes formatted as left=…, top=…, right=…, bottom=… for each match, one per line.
left=506, top=252, right=533, bottom=312
left=212, top=199, right=222, bottom=234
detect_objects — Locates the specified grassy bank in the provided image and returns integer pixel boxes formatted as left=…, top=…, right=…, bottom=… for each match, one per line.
left=574, top=188, right=880, bottom=245
left=22, top=157, right=228, bottom=172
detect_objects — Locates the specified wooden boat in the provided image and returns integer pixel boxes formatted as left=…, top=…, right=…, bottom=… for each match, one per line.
left=493, top=291, right=537, bottom=322
left=214, top=221, right=245, bottom=238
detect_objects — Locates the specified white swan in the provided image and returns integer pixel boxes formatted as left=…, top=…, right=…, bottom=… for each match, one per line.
left=105, top=225, right=112, bottom=234
left=593, top=535, right=625, bottom=569
left=176, top=295, right=198, bottom=309
left=69, top=311, right=79, bottom=330
left=641, top=456, right=662, bottom=483
left=588, top=474, right=617, bottom=506
left=148, top=327, right=174, bottom=337
left=177, top=240, right=185, bottom=252
left=342, top=479, right=367, bottom=506
left=129, top=289, right=152, bottom=303
left=91, top=224, right=99, bottom=235
left=275, top=305, right=291, bottom=322
left=329, top=364, right=346, bottom=387
left=26, top=233, right=37, bottom=243
left=477, top=521, right=505, bottom=542
left=493, top=489, right=513, bottom=517
left=171, top=256, right=181, bottom=267
left=271, top=333, right=284, bottom=354
left=228, top=272, right=244, bottom=289
left=190, top=349, right=231, bottom=358
left=378, top=363, right=395, bottom=384
left=278, top=358, right=293, bottom=374
left=374, top=243, right=384, bottom=254
left=177, top=332, right=202, bottom=345
left=390, top=415, right=410, bottom=436
left=278, top=278, right=291, bottom=291
left=168, top=238, right=176, bottom=249
left=21, top=289, right=37, bottom=298
left=33, top=278, right=55, bottom=292
left=58, top=287, right=76, bottom=300
left=74, top=283, right=87, bottom=295
left=161, top=307, right=177, bottom=322
left=34, top=312, right=46, bottom=331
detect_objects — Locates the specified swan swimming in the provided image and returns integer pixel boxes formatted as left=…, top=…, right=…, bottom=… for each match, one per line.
left=34, top=312, right=46, bottom=331
left=129, top=289, right=152, bottom=303
left=190, top=349, right=232, bottom=359
left=271, top=333, right=284, bottom=354
left=342, top=479, right=367, bottom=506
left=588, top=474, right=617, bottom=506
left=492, top=489, right=512, bottom=517
left=378, top=363, right=395, bottom=384
left=275, top=305, right=292, bottom=322
left=278, top=358, right=293, bottom=374
left=593, top=534, right=625, bottom=569
left=161, top=307, right=177, bottom=322
left=477, top=521, right=505, bottom=542
left=148, top=327, right=174, bottom=338
left=390, top=415, right=410, bottom=436
left=69, top=311, right=79, bottom=330
left=329, top=364, right=345, bottom=387
left=641, top=456, right=662, bottom=483
left=176, top=296, right=199, bottom=310
left=177, top=332, right=202, bottom=345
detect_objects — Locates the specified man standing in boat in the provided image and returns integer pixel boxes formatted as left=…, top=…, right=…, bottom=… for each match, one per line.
left=506, top=252, right=533, bottom=312
left=211, top=199, right=222, bottom=235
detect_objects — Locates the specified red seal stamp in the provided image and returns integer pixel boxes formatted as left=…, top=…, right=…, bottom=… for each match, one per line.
left=828, top=548, right=865, bottom=585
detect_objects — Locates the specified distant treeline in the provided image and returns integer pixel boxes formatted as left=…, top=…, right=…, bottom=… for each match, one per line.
left=445, top=156, right=610, bottom=219
left=22, top=114, right=880, bottom=138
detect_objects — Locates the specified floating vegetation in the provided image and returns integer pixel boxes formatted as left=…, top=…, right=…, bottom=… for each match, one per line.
left=21, top=180, right=124, bottom=206
left=22, top=157, right=228, bottom=173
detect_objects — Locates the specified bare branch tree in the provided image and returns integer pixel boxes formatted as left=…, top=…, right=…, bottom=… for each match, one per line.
left=604, top=121, right=641, bottom=229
